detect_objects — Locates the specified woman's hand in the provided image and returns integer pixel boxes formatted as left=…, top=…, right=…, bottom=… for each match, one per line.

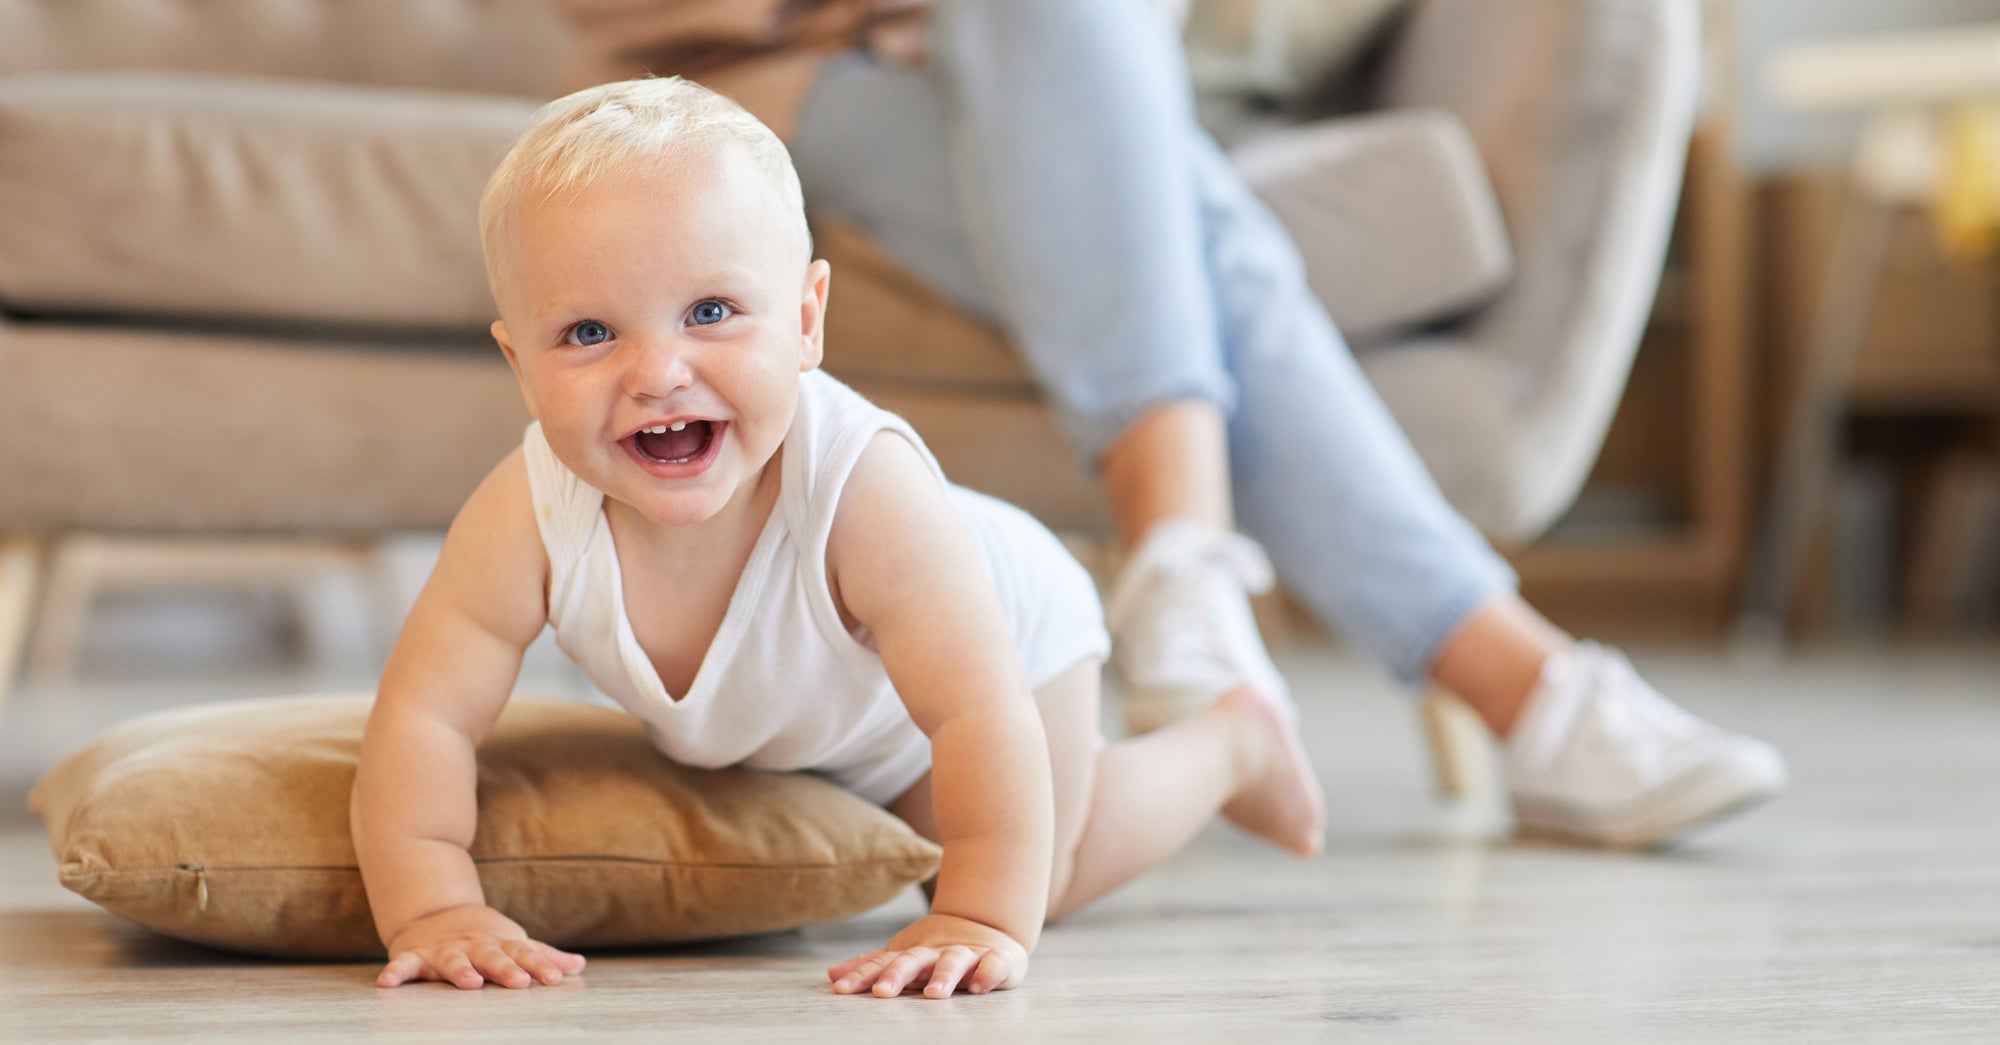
left=856, top=0, right=930, bottom=68
left=377, top=904, right=586, bottom=990
left=827, top=913, right=1030, bottom=998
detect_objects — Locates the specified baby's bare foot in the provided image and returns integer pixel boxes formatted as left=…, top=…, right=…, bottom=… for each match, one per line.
left=1216, top=685, right=1325, bottom=857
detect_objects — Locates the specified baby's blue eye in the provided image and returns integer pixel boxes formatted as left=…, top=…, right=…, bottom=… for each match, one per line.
left=690, top=300, right=732, bottom=326
left=566, top=320, right=612, bottom=347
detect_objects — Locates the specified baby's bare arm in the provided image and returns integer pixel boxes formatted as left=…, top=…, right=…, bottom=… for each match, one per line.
left=350, top=448, right=571, bottom=987
left=825, top=434, right=1054, bottom=998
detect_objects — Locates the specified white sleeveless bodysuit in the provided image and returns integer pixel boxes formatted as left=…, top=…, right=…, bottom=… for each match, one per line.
left=521, top=370, right=1110, bottom=805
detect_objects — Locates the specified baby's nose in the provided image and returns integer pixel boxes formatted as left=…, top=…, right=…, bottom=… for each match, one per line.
left=621, top=338, right=695, bottom=398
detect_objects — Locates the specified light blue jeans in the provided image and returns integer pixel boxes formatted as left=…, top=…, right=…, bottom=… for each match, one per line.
left=789, top=0, right=1517, bottom=687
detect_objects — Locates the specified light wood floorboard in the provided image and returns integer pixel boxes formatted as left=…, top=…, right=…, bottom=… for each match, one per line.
left=2, top=639, right=1997, bottom=1042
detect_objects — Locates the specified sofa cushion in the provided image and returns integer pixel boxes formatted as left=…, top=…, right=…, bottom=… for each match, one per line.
left=813, top=216, right=1036, bottom=393
left=0, top=324, right=526, bottom=532
left=0, top=0, right=573, bottom=98
left=0, top=71, right=532, bottom=330
left=27, top=694, right=943, bottom=960
left=1230, top=107, right=1514, bottom=344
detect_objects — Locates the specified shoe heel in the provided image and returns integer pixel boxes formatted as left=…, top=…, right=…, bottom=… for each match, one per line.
left=1419, top=689, right=1497, bottom=800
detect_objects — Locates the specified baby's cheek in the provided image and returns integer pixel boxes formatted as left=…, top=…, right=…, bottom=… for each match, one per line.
left=734, top=362, right=794, bottom=424
left=543, top=417, right=613, bottom=477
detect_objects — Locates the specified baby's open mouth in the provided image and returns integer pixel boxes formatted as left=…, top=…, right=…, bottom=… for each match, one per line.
left=633, top=420, right=718, bottom=464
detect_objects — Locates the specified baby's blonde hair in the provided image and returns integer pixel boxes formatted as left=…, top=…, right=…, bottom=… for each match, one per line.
left=479, top=77, right=809, bottom=288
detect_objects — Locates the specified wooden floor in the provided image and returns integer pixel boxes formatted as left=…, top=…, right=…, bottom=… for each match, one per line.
left=3, top=638, right=1998, bottom=1042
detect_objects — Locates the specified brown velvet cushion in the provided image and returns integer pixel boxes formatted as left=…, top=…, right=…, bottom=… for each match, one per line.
left=27, top=694, right=941, bottom=960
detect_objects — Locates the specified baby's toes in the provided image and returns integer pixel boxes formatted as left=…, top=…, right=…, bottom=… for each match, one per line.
left=1218, top=685, right=1326, bottom=857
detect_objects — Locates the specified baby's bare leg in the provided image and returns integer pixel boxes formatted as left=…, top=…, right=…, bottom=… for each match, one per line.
left=887, top=659, right=1100, bottom=916
left=1033, top=658, right=1107, bottom=916
left=1039, top=663, right=1325, bottom=920
left=889, top=658, right=1324, bottom=923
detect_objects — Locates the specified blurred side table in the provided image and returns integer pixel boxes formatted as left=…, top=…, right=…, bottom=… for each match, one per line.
left=1737, top=24, right=2000, bottom=646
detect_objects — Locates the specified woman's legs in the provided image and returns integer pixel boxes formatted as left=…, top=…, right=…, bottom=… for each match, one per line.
left=794, top=0, right=1786, bottom=847
left=790, top=20, right=1301, bottom=730
left=1429, top=595, right=1574, bottom=735
left=1167, top=135, right=1569, bottom=723
left=795, top=0, right=1534, bottom=698
left=1100, top=401, right=1235, bottom=550
left=794, top=17, right=1234, bottom=465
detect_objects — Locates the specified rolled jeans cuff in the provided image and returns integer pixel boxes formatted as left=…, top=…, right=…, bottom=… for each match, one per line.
left=1053, top=372, right=1239, bottom=472
left=1385, top=560, right=1518, bottom=690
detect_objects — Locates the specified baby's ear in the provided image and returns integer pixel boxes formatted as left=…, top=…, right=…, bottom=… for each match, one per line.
left=492, top=320, right=539, bottom=420
left=799, top=258, right=831, bottom=373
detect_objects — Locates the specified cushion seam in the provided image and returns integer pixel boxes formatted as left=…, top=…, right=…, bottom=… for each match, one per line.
left=60, top=855, right=934, bottom=878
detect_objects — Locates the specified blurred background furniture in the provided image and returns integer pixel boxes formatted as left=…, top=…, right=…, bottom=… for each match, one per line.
left=811, top=0, right=1701, bottom=801
left=21, top=536, right=400, bottom=688
left=0, top=0, right=1697, bottom=715
left=826, top=0, right=1699, bottom=549
left=1738, top=22, right=2000, bottom=644
left=0, top=0, right=576, bottom=714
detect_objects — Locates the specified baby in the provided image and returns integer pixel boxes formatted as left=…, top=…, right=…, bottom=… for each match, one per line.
left=350, top=77, right=1324, bottom=1000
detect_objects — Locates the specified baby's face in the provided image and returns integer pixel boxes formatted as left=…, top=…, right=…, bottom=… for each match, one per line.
left=490, top=145, right=827, bottom=528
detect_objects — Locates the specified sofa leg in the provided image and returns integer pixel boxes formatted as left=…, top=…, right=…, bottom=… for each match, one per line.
left=1419, top=688, right=1498, bottom=800
left=27, top=535, right=397, bottom=686
left=27, top=536, right=103, bottom=690
left=0, top=534, right=49, bottom=722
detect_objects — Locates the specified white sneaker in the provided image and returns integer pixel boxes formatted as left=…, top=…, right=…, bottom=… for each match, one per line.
left=1504, top=641, right=1788, bottom=849
left=1105, top=520, right=1292, bottom=735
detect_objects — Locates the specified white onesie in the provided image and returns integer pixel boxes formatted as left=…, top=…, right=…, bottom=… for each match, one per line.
left=521, top=369, right=1110, bottom=805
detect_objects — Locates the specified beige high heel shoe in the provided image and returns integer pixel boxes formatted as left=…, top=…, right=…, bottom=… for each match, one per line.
left=1418, top=689, right=1499, bottom=799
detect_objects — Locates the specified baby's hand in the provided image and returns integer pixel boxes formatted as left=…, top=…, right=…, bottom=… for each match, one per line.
left=376, top=904, right=586, bottom=990
left=827, top=913, right=1029, bottom=999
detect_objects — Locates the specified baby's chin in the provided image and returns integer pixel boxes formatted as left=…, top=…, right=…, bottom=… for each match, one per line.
left=624, top=491, right=733, bottom=528
left=605, top=464, right=774, bottom=531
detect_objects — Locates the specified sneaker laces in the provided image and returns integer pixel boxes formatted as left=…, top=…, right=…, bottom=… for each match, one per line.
left=1513, top=641, right=1706, bottom=778
left=1105, top=519, right=1286, bottom=703
left=1106, top=520, right=1275, bottom=624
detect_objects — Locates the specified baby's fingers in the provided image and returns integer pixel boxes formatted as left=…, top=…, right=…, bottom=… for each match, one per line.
left=531, top=941, right=588, bottom=974
left=870, top=950, right=938, bottom=998
left=378, top=949, right=481, bottom=990
left=377, top=951, right=430, bottom=988
left=438, top=948, right=487, bottom=990
left=469, top=943, right=533, bottom=989
left=923, top=946, right=980, bottom=999
left=830, top=951, right=891, bottom=994
left=966, top=949, right=1017, bottom=995
left=504, top=941, right=571, bottom=986
left=824, top=948, right=864, bottom=980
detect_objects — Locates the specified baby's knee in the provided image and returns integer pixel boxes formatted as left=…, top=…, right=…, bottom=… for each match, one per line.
left=1044, top=851, right=1079, bottom=922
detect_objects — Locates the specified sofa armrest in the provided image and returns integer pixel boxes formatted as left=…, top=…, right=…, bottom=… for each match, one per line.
left=0, top=0, right=573, bottom=97
left=1231, top=107, right=1513, bottom=344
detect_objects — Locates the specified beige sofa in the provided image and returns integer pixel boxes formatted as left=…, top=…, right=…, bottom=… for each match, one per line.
left=0, top=0, right=1694, bottom=704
